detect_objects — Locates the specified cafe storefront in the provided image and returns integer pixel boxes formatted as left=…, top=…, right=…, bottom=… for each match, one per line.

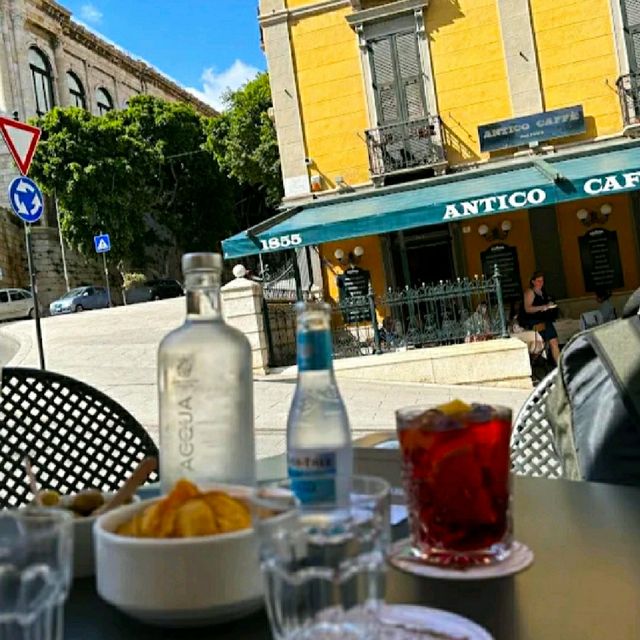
left=222, top=139, right=640, bottom=321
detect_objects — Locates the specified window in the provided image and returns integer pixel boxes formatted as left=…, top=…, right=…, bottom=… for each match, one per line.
left=29, top=47, right=55, bottom=116
left=0, top=291, right=8, bottom=304
left=369, top=30, right=427, bottom=126
left=96, top=87, right=114, bottom=115
left=621, top=0, right=640, bottom=71
left=67, top=71, right=86, bottom=109
left=9, top=290, right=28, bottom=300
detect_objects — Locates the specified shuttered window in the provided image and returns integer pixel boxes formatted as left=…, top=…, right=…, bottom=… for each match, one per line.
left=369, top=29, right=427, bottom=126
left=622, top=0, right=640, bottom=71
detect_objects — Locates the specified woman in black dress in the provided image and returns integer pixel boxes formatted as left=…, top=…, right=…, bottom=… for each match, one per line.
left=522, top=271, right=560, bottom=365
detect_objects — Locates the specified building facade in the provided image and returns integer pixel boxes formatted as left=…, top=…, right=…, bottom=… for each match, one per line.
left=0, top=0, right=215, bottom=305
left=227, top=0, right=640, bottom=319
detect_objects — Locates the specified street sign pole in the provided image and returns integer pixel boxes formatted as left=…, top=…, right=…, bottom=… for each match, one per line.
left=24, top=223, right=45, bottom=370
left=102, top=251, right=112, bottom=308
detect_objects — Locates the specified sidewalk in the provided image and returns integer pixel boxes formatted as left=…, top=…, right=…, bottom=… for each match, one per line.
left=0, top=300, right=532, bottom=459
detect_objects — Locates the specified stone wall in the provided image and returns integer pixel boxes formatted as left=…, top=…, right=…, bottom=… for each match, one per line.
left=0, top=209, right=27, bottom=287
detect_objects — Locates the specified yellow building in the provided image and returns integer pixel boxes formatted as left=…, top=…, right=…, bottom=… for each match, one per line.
left=224, top=0, right=640, bottom=321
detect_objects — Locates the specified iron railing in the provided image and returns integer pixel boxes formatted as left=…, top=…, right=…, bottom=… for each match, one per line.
left=617, top=73, right=640, bottom=127
left=262, top=267, right=507, bottom=367
left=365, top=115, right=446, bottom=177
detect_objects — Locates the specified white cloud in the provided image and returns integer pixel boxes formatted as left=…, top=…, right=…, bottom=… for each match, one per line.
left=79, top=3, right=103, bottom=24
left=187, top=60, right=260, bottom=111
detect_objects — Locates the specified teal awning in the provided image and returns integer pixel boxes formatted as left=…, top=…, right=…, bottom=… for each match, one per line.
left=222, top=143, right=640, bottom=259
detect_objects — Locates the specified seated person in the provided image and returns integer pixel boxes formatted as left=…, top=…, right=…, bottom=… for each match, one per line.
left=520, top=271, right=560, bottom=365
left=595, top=287, right=617, bottom=323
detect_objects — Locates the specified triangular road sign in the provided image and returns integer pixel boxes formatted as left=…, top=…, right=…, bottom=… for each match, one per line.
left=0, top=116, right=41, bottom=175
left=97, top=239, right=108, bottom=251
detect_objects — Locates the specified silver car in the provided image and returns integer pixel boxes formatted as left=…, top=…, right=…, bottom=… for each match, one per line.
left=0, top=288, right=37, bottom=321
left=49, top=286, right=110, bottom=315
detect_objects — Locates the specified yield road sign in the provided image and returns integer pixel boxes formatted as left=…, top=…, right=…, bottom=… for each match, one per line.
left=94, top=234, right=111, bottom=253
left=8, top=176, right=44, bottom=223
left=0, top=117, right=41, bottom=175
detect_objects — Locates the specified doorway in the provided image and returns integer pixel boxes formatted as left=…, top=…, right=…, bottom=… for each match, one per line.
left=391, top=225, right=455, bottom=288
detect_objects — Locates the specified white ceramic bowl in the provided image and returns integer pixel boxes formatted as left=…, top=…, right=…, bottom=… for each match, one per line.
left=93, top=492, right=263, bottom=627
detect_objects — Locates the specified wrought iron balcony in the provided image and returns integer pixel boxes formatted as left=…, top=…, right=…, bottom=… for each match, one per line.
left=365, top=116, right=446, bottom=178
left=617, top=73, right=640, bottom=131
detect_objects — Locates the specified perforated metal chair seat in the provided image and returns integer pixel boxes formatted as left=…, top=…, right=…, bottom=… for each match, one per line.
left=511, top=369, right=563, bottom=479
left=0, top=367, right=159, bottom=509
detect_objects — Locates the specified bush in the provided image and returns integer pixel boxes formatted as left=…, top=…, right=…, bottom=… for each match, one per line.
left=122, top=272, right=146, bottom=290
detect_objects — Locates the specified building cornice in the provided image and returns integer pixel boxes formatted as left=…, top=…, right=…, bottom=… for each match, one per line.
left=346, top=0, right=429, bottom=27
left=260, top=0, right=351, bottom=26
left=36, top=0, right=217, bottom=116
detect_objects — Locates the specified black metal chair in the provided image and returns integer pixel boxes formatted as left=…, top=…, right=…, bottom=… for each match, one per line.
left=510, top=368, right=563, bottom=478
left=0, top=367, right=159, bottom=509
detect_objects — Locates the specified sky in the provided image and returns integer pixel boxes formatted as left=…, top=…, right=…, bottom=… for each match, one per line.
left=61, top=0, right=266, bottom=111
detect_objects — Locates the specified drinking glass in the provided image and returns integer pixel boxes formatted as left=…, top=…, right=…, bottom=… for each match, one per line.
left=0, top=508, right=73, bottom=640
left=396, top=404, right=512, bottom=567
left=253, top=475, right=390, bottom=640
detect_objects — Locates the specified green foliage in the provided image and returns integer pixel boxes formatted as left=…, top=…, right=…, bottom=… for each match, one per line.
left=30, top=96, right=236, bottom=272
left=121, top=272, right=146, bottom=290
left=207, top=72, right=283, bottom=211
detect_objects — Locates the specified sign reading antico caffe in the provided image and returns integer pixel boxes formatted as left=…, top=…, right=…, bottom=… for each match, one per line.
left=441, top=170, right=640, bottom=220
left=478, top=105, right=585, bottom=152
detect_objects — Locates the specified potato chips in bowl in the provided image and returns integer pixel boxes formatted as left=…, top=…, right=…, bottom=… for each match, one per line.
left=94, top=480, right=262, bottom=626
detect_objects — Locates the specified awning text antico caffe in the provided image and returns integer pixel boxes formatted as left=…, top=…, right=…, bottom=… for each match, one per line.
left=441, top=169, right=640, bottom=220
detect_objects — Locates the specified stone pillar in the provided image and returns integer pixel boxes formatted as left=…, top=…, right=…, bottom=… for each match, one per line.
left=221, top=272, right=269, bottom=375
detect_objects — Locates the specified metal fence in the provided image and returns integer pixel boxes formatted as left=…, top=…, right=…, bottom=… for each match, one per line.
left=262, top=268, right=507, bottom=367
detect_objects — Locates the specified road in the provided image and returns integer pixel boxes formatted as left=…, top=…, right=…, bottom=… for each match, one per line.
left=0, top=300, right=531, bottom=459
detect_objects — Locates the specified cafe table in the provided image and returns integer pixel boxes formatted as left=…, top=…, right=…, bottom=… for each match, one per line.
left=65, top=452, right=640, bottom=640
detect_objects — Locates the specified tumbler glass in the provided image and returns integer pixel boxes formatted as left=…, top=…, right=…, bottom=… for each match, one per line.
left=0, top=508, right=73, bottom=640
left=396, top=403, right=512, bottom=567
left=253, top=475, right=390, bottom=640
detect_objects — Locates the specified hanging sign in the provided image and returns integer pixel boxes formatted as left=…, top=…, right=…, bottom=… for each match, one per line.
left=478, top=105, right=585, bottom=152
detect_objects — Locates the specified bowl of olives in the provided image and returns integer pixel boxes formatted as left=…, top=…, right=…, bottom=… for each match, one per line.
left=35, top=488, right=136, bottom=578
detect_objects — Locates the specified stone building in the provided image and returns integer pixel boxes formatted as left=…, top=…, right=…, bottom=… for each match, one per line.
left=0, top=0, right=215, bottom=307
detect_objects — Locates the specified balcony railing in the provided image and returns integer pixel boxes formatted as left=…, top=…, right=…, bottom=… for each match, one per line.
left=365, top=116, right=446, bottom=178
left=617, top=73, right=640, bottom=128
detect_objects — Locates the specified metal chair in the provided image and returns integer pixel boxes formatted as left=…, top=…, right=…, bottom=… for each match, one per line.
left=510, top=368, right=563, bottom=478
left=0, top=367, right=159, bottom=509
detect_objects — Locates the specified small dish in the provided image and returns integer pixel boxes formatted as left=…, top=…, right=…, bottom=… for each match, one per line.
left=94, top=488, right=263, bottom=627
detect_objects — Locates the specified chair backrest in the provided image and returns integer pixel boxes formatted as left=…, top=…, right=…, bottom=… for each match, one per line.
left=511, top=368, right=563, bottom=478
left=0, top=367, right=159, bottom=509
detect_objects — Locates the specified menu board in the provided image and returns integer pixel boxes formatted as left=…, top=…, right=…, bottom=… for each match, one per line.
left=337, top=267, right=371, bottom=323
left=480, top=243, right=523, bottom=302
left=579, top=228, right=623, bottom=292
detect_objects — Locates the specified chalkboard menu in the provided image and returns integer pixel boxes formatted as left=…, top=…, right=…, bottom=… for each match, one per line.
left=480, top=243, right=523, bottom=302
left=337, top=267, right=371, bottom=323
left=579, top=228, right=624, bottom=292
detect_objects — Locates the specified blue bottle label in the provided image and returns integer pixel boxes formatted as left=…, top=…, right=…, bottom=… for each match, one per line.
left=297, top=330, right=332, bottom=371
left=288, top=450, right=336, bottom=504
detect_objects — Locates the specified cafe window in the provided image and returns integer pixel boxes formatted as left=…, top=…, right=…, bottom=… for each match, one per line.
left=96, top=87, right=114, bottom=115
left=28, top=47, right=55, bottom=116
left=67, top=71, right=86, bottom=109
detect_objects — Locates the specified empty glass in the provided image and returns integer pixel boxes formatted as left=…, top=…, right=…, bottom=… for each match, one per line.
left=0, top=508, right=73, bottom=640
left=253, top=475, right=390, bottom=640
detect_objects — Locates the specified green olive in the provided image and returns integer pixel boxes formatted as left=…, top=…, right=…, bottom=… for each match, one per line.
left=37, top=489, right=60, bottom=507
left=69, top=489, right=104, bottom=516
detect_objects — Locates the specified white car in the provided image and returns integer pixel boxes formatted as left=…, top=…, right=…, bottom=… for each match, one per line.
left=0, top=288, right=37, bottom=321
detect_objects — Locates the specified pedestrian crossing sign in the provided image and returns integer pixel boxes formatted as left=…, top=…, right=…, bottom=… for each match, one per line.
left=94, top=234, right=111, bottom=253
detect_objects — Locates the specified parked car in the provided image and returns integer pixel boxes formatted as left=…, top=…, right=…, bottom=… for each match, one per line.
left=125, top=279, right=184, bottom=305
left=0, top=288, right=38, bottom=321
left=49, top=286, right=109, bottom=315
left=145, top=279, right=184, bottom=301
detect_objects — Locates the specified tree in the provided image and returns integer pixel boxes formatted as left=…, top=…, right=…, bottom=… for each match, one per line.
left=207, top=72, right=283, bottom=223
left=30, top=97, right=235, bottom=274
left=30, top=107, right=158, bottom=269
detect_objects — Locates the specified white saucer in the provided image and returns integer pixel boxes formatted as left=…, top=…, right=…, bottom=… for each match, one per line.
left=377, top=604, right=493, bottom=639
left=388, top=539, right=534, bottom=580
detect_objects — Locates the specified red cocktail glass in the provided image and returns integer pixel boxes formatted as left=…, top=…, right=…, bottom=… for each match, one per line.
left=396, top=403, right=512, bottom=567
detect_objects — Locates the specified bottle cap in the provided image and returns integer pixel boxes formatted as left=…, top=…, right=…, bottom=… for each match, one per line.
left=182, top=253, right=223, bottom=274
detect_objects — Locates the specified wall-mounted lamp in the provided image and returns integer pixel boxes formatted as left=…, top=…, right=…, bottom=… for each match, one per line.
left=478, top=219, right=512, bottom=242
left=462, top=225, right=472, bottom=234
left=334, top=245, right=365, bottom=265
left=310, top=175, right=323, bottom=192
left=576, top=203, right=612, bottom=226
